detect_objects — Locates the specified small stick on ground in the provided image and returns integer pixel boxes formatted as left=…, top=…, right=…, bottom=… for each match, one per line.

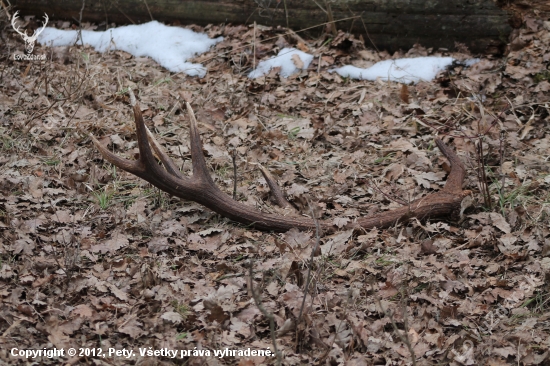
left=249, top=260, right=282, bottom=365
left=374, top=286, right=417, bottom=366
left=232, top=149, right=238, bottom=200
left=499, top=129, right=506, bottom=202
left=297, top=201, right=321, bottom=323
left=295, top=200, right=321, bottom=353
left=476, top=138, right=492, bottom=209
left=368, top=178, right=408, bottom=206
left=253, top=21, right=256, bottom=70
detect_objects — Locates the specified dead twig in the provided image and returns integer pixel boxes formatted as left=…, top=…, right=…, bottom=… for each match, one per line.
left=76, top=0, right=85, bottom=47
left=143, top=0, right=154, bottom=21
left=374, top=285, right=418, bottom=366
left=294, top=199, right=322, bottom=353
left=297, top=200, right=320, bottom=324
left=324, top=0, right=337, bottom=36
left=232, top=149, right=238, bottom=200
left=249, top=260, right=282, bottom=365
left=475, top=137, right=492, bottom=210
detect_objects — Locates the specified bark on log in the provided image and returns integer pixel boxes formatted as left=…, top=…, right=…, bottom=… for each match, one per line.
left=14, top=0, right=514, bottom=53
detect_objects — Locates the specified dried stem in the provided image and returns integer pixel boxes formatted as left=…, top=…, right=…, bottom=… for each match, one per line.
left=248, top=260, right=282, bottom=366
left=76, top=0, right=85, bottom=47
left=297, top=200, right=321, bottom=323
left=476, top=137, right=492, bottom=209
left=374, top=287, right=417, bottom=366
left=143, top=0, right=154, bottom=21
left=499, top=129, right=506, bottom=204
left=368, top=178, right=408, bottom=206
left=294, top=200, right=322, bottom=354
left=324, top=0, right=337, bottom=36
left=253, top=21, right=256, bottom=70
left=232, top=149, right=238, bottom=200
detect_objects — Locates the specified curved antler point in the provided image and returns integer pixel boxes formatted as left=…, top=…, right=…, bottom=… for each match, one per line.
left=128, top=88, right=137, bottom=106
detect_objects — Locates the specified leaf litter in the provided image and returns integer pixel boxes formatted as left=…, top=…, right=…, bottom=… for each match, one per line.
left=1, top=11, right=550, bottom=366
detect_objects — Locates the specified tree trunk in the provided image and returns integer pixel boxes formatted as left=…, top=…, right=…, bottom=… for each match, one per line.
left=14, top=0, right=514, bottom=53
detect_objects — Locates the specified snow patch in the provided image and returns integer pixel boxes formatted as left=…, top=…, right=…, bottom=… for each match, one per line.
left=38, top=21, right=222, bottom=77
left=332, top=57, right=455, bottom=84
left=248, top=48, right=313, bottom=79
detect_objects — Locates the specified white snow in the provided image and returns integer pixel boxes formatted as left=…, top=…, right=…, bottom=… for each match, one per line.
left=332, top=57, right=455, bottom=84
left=248, top=48, right=314, bottom=79
left=463, top=58, right=481, bottom=67
left=37, top=21, right=222, bottom=77
left=37, top=23, right=477, bottom=83
left=249, top=51, right=475, bottom=83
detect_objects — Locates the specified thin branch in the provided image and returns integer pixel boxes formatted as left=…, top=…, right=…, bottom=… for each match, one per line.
left=232, top=149, right=238, bottom=200
left=0, top=0, right=12, bottom=19
left=77, top=0, right=85, bottom=47
left=476, top=138, right=491, bottom=209
left=107, top=0, right=135, bottom=24
left=374, top=287, right=417, bottom=366
left=368, top=178, right=408, bottom=206
left=298, top=199, right=321, bottom=322
left=360, top=14, right=380, bottom=53
left=248, top=260, right=282, bottom=365
left=499, top=129, right=506, bottom=204
left=253, top=21, right=256, bottom=70
left=324, top=0, right=337, bottom=36
left=282, top=0, right=289, bottom=28
left=142, top=0, right=154, bottom=21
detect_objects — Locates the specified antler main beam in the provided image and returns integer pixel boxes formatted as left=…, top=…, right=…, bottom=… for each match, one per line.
left=92, top=91, right=469, bottom=233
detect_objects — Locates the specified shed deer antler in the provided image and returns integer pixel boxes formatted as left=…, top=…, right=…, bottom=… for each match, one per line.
left=91, top=90, right=469, bottom=233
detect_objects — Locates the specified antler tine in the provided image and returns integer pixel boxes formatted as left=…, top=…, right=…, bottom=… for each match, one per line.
left=32, top=13, right=49, bottom=37
left=91, top=88, right=185, bottom=181
left=144, top=125, right=185, bottom=179
left=258, top=163, right=294, bottom=209
left=185, top=102, right=217, bottom=186
left=143, top=100, right=217, bottom=183
left=129, top=89, right=160, bottom=170
left=91, top=89, right=145, bottom=175
left=435, top=139, right=465, bottom=194
left=90, top=134, right=144, bottom=174
left=11, top=11, right=27, bottom=37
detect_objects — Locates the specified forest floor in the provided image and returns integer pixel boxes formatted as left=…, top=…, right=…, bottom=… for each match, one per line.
left=1, top=11, right=550, bottom=366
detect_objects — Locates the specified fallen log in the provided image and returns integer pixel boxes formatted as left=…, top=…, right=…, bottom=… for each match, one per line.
left=13, top=0, right=515, bottom=53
